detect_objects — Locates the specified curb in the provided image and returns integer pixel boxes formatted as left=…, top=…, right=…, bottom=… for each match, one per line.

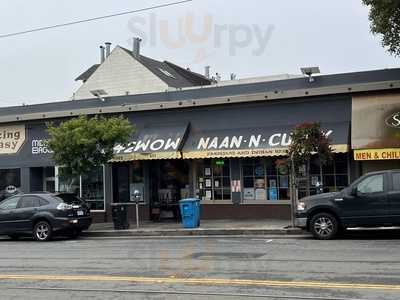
left=82, top=228, right=303, bottom=238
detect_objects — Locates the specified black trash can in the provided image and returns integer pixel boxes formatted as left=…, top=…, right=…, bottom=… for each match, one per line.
left=111, top=203, right=129, bottom=230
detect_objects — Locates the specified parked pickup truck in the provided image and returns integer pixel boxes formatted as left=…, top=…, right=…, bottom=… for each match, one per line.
left=295, top=170, right=400, bottom=239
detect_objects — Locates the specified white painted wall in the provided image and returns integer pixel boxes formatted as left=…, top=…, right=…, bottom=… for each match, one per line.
left=73, top=46, right=168, bottom=100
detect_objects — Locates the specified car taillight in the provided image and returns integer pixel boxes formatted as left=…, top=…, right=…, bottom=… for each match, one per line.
left=57, top=203, right=73, bottom=211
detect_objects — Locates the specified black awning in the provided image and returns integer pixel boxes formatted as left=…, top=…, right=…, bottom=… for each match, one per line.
left=182, top=122, right=349, bottom=159
left=112, top=124, right=188, bottom=161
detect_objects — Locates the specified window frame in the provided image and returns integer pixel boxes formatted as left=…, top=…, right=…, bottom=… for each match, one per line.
left=0, top=196, right=21, bottom=210
left=356, top=173, right=385, bottom=195
left=18, top=195, right=42, bottom=209
left=196, top=159, right=232, bottom=204
left=240, top=158, right=291, bottom=204
left=55, top=166, right=106, bottom=212
left=392, top=172, right=400, bottom=192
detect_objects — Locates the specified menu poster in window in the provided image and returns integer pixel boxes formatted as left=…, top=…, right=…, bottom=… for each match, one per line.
left=205, top=168, right=211, bottom=176
left=255, top=166, right=265, bottom=177
left=205, top=179, right=212, bottom=188
left=205, top=190, right=212, bottom=200
left=255, top=188, right=266, bottom=200
left=231, top=180, right=241, bottom=192
left=243, top=188, right=255, bottom=200
left=255, top=179, right=265, bottom=188
left=269, top=187, right=278, bottom=201
left=214, top=180, right=220, bottom=188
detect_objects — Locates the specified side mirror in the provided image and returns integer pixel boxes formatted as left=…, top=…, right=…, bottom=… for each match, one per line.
left=350, top=186, right=358, bottom=197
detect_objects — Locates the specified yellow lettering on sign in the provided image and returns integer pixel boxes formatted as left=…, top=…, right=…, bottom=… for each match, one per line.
left=354, top=148, right=400, bottom=161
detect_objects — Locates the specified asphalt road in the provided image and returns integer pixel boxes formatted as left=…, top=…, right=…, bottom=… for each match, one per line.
left=1, top=231, right=400, bottom=300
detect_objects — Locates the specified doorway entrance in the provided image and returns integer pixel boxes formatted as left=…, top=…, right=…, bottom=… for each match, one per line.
left=149, top=160, right=190, bottom=221
left=112, top=161, right=144, bottom=203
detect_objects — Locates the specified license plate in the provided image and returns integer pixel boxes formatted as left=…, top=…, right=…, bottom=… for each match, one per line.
left=77, top=210, right=84, bottom=216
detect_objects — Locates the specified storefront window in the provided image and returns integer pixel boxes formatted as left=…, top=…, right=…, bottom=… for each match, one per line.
left=0, top=169, right=21, bottom=201
left=298, top=153, right=349, bottom=198
left=44, top=167, right=55, bottom=193
left=197, top=159, right=231, bottom=201
left=30, top=167, right=55, bottom=193
left=57, top=170, right=80, bottom=195
left=242, top=158, right=289, bottom=202
left=56, top=166, right=105, bottom=211
left=82, top=166, right=105, bottom=210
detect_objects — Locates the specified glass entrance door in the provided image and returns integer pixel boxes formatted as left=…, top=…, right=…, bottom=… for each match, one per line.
left=149, top=160, right=190, bottom=221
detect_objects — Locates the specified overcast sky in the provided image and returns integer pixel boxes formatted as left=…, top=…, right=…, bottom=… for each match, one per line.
left=0, top=0, right=398, bottom=107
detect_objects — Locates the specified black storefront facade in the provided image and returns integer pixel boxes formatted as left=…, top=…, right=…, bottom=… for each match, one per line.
left=0, top=68, right=398, bottom=222
left=109, top=95, right=351, bottom=221
left=0, top=96, right=351, bottom=222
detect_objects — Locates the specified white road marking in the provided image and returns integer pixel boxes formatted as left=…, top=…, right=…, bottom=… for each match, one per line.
left=251, top=239, right=274, bottom=243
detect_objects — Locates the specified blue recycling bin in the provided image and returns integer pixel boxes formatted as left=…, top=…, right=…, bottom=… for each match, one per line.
left=179, top=198, right=201, bottom=228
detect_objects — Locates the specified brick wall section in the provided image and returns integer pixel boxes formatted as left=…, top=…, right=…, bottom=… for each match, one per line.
left=91, top=204, right=290, bottom=223
left=200, top=204, right=291, bottom=219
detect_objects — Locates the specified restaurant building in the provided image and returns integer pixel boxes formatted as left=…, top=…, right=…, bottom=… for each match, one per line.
left=0, top=68, right=399, bottom=222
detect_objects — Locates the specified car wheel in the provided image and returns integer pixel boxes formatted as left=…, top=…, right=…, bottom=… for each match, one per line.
left=310, top=212, right=338, bottom=240
left=33, top=221, right=53, bottom=241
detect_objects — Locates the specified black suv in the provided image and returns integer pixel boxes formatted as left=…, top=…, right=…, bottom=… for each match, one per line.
left=296, top=170, right=400, bottom=240
left=0, top=192, right=91, bottom=241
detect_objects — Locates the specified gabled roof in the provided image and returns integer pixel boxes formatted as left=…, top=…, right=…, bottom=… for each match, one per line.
left=75, top=64, right=100, bottom=82
left=74, top=46, right=212, bottom=88
left=119, top=47, right=211, bottom=88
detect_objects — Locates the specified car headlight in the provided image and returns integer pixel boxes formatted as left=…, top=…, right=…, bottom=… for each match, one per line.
left=297, top=201, right=306, bottom=211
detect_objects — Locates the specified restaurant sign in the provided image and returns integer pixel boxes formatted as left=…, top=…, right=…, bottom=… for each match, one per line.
left=0, top=125, right=26, bottom=154
left=112, top=151, right=181, bottom=161
left=188, top=133, right=293, bottom=158
left=352, top=94, right=400, bottom=150
left=182, top=128, right=348, bottom=159
left=112, top=137, right=183, bottom=161
left=354, top=148, right=400, bottom=161
left=385, top=111, right=400, bottom=129
left=111, top=124, right=188, bottom=161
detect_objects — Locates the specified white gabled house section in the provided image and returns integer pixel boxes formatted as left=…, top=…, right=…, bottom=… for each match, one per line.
left=73, top=46, right=168, bottom=100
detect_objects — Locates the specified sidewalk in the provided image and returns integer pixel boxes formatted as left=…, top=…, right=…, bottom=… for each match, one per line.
left=82, top=219, right=304, bottom=238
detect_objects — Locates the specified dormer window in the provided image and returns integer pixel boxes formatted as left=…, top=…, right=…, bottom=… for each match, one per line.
left=158, top=68, right=175, bottom=79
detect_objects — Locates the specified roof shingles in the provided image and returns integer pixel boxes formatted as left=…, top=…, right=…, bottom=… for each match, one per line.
left=119, top=47, right=211, bottom=88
